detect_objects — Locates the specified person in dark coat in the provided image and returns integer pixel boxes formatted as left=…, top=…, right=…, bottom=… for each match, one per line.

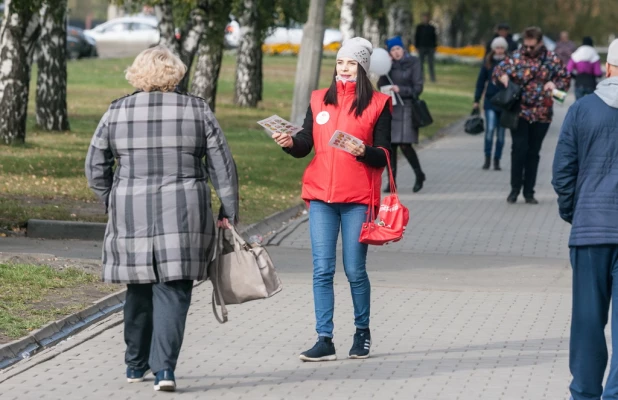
left=378, top=36, right=426, bottom=193
left=552, top=39, right=618, bottom=400
left=85, top=46, right=239, bottom=392
left=474, top=36, right=509, bottom=171
left=414, top=13, right=437, bottom=82
left=484, top=23, right=518, bottom=55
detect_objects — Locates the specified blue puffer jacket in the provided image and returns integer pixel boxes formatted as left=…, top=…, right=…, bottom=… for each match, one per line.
left=552, top=77, right=618, bottom=246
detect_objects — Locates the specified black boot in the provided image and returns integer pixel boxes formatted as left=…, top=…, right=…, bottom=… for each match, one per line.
left=507, top=189, right=519, bottom=204
left=494, top=158, right=501, bottom=171
left=482, top=156, right=491, bottom=170
left=413, top=171, right=425, bottom=193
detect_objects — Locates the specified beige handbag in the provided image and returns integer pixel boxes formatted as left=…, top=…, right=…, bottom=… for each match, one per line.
left=209, top=227, right=282, bottom=323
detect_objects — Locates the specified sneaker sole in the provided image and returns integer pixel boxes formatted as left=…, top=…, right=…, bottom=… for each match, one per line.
left=298, top=354, right=337, bottom=362
left=127, top=369, right=151, bottom=383
left=154, top=381, right=176, bottom=392
left=348, top=354, right=370, bottom=359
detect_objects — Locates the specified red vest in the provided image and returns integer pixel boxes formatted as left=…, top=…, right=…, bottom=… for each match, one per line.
left=301, top=81, right=391, bottom=206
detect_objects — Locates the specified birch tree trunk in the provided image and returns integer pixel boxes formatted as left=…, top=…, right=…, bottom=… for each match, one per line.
left=191, top=0, right=231, bottom=111
left=234, top=0, right=261, bottom=108
left=155, top=0, right=180, bottom=54
left=0, top=0, right=41, bottom=145
left=339, top=0, right=355, bottom=42
left=36, top=0, right=70, bottom=131
left=387, top=0, right=413, bottom=48
left=362, top=16, right=381, bottom=48
left=177, top=8, right=206, bottom=91
left=290, top=0, right=326, bottom=125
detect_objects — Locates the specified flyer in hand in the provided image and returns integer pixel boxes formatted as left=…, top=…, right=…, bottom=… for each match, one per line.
left=379, top=85, right=398, bottom=106
left=257, top=115, right=303, bottom=137
left=328, top=130, right=364, bottom=154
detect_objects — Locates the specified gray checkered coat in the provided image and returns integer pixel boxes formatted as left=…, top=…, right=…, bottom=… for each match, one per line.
left=85, top=91, right=239, bottom=284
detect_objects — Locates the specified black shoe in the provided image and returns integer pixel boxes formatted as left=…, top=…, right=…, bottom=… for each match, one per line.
left=482, top=156, right=490, bottom=170
left=493, top=158, right=501, bottom=171
left=126, top=366, right=151, bottom=383
left=349, top=328, right=371, bottom=359
left=525, top=197, right=539, bottom=205
left=299, top=336, right=337, bottom=362
left=507, top=190, right=518, bottom=204
left=383, top=185, right=391, bottom=193
left=413, top=173, right=425, bottom=193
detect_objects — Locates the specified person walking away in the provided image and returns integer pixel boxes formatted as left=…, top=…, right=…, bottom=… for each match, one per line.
left=493, top=26, right=570, bottom=204
left=552, top=38, right=618, bottom=400
left=378, top=36, right=425, bottom=193
left=484, top=23, right=518, bottom=55
left=555, top=31, right=577, bottom=66
left=85, top=46, right=239, bottom=392
left=272, top=37, right=392, bottom=361
left=415, top=13, right=437, bottom=82
left=474, top=37, right=509, bottom=171
left=567, top=37, right=603, bottom=100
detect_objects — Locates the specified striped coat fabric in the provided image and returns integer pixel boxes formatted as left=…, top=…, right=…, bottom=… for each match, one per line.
left=85, top=91, right=239, bottom=284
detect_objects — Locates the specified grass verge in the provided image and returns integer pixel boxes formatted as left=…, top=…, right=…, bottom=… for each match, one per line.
left=0, top=55, right=477, bottom=230
left=0, top=263, right=118, bottom=343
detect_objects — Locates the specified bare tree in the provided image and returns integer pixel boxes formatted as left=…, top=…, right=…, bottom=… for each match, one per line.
left=387, top=0, right=413, bottom=47
left=0, top=0, right=42, bottom=145
left=362, top=16, right=381, bottom=48
left=36, top=0, right=70, bottom=131
left=290, top=0, right=327, bottom=125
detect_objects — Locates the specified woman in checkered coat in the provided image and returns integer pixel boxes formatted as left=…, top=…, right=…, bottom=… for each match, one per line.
left=85, top=46, right=239, bottom=392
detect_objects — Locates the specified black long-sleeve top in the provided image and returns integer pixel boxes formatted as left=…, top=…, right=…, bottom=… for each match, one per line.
left=284, top=103, right=392, bottom=168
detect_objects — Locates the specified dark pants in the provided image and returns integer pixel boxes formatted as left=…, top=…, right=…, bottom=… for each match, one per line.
left=388, top=144, right=423, bottom=187
left=124, top=280, right=193, bottom=374
left=510, top=119, right=550, bottom=198
left=570, top=245, right=618, bottom=400
left=418, top=47, right=436, bottom=82
left=575, top=85, right=595, bottom=100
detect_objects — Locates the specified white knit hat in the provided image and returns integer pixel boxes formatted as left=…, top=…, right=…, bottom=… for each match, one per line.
left=608, top=39, right=618, bottom=66
left=491, top=36, right=508, bottom=51
left=337, top=37, right=373, bottom=72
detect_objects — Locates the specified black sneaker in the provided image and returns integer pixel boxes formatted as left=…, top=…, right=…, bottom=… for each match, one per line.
left=349, top=328, right=371, bottom=359
left=126, top=366, right=151, bottom=383
left=299, top=336, right=337, bottom=362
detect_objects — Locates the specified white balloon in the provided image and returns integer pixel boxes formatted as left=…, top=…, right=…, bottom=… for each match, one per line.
left=369, top=48, right=392, bottom=76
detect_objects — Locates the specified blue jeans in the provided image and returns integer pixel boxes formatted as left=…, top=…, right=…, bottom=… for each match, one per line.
left=309, top=201, right=370, bottom=338
left=575, top=86, right=595, bottom=100
left=485, top=109, right=505, bottom=160
left=570, top=245, right=618, bottom=400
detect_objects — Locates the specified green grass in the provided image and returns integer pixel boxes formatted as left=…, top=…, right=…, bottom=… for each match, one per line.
left=0, top=55, right=477, bottom=230
left=0, top=263, right=117, bottom=341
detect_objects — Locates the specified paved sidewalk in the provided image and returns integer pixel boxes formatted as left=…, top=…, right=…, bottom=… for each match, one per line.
left=0, top=102, right=582, bottom=399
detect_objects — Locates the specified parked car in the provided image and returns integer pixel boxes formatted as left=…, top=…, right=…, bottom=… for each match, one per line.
left=84, top=16, right=159, bottom=59
left=67, top=26, right=97, bottom=59
left=224, top=16, right=241, bottom=49
left=263, top=27, right=342, bottom=46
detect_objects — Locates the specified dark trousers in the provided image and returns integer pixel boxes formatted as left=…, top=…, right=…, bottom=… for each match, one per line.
left=388, top=144, right=423, bottom=187
left=418, top=47, right=436, bottom=82
left=570, top=245, right=618, bottom=400
left=510, top=119, right=550, bottom=198
left=124, top=280, right=193, bottom=374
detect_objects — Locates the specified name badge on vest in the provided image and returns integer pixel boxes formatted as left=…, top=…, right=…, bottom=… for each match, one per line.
left=316, top=111, right=330, bottom=125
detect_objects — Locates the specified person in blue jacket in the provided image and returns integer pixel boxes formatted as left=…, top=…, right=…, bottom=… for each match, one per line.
left=474, top=36, right=509, bottom=171
left=552, top=39, right=618, bottom=400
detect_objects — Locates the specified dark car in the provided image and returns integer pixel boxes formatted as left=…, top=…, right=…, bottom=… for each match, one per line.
left=67, top=25, right=97, bottom=59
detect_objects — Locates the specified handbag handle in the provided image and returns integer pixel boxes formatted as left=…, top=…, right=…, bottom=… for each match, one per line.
left=211, top=228, right=228, bottom=323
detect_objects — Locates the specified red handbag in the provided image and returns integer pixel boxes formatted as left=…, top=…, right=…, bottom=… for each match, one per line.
left=359, top=148, right=410, bottom=246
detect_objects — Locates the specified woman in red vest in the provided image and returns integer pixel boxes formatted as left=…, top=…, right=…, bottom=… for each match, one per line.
left=273, top=37, right=392, bottom=361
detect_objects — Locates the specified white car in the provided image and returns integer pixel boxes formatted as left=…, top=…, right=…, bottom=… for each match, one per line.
left=263, top=27, right=343, bottom=46
left=84, top=16, right=160, bottom=59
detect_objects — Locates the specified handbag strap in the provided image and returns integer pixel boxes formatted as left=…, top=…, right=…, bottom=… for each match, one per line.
left=211, top=229, right=228, bottom=323
left=378, top=147, right=397, bottom=195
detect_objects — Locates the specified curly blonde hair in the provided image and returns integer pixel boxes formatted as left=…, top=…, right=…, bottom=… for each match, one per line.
left=125, top=46, right=187, bottom=92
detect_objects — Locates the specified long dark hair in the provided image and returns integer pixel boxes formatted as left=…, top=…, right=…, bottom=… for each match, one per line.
left=323, top=66, right=374, bottom=118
